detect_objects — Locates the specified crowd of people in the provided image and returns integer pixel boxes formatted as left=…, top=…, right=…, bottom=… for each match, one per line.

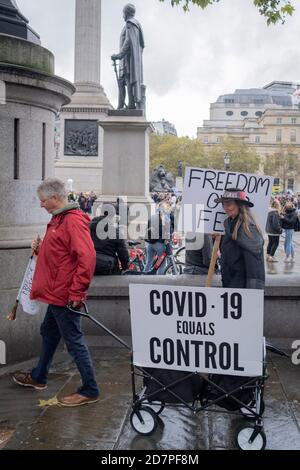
left=68, top=191, right=97, bottom=215
left=66, top=187, right=300, bottom=275
left=69, top=187, right=300, bottom=276
left=266, top=194, right=300, bottom=263
left=12, top=180, right=267, bottom=407
left=12, top=177, right=299, bottom=410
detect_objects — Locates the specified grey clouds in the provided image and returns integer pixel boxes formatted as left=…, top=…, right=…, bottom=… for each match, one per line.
left=17, top=0, right=300, bottom=136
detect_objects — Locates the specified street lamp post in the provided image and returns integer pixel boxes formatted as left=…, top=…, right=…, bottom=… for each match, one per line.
left=224, top=152, right=231, bottom=171
left=67, top=178, right=73, bottom=192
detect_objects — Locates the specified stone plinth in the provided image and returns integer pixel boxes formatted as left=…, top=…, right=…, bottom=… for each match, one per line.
left=55, top=90, right=111, bottom=193
left=98, top=113, right=153, bottom=204
left=0, top=34, right=53, bottom=73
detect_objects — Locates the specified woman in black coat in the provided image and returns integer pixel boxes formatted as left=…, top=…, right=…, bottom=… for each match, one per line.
left=210, top=189, right=265, bottom=415
left=265, top=199, right=282, bottom=263
left=215, top=189, right=265, bottom=290
left=281, top=201, right=299, bottom=262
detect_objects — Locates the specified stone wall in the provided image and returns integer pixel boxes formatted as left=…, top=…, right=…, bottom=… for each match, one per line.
left=1, top=274, right=298, bottom=366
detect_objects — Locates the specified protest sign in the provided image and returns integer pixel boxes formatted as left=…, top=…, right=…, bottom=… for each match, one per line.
left=182, top=167, right=274, bottom=234
left=18, top=257, right=42, bottom=316
left=129, top=284, right=264, bottom=377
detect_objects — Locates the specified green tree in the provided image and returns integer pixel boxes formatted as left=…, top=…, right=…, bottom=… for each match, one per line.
left=263, top=147, right=300, bottom=191
left=159, top=0, right=295, bottom=24
left=150, top=135, right=261, bottom=176
left=150, top=134, right=207, bottom=175
left=206, top=138, right=262, bottom=173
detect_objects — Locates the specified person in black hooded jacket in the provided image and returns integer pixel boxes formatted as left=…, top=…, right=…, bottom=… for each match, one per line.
left=90, top=213, right=129, bottom=275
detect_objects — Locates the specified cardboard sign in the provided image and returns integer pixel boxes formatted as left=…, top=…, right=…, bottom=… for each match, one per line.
left=182, top=167, right=274, bottom=234
left=129, top=284, right=264, bottom=377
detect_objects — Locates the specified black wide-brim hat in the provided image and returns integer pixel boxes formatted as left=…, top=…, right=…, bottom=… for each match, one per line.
left=214, top=189, right=254, bottom=208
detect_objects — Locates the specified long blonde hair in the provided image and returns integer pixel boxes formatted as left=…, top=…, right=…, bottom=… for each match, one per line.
left=271, top=198, right=281, bottom=214
left=231, top=203, right=262, bottom=240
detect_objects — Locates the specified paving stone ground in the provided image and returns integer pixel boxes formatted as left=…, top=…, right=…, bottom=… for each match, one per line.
left=0, top=344, right=299, bottom=450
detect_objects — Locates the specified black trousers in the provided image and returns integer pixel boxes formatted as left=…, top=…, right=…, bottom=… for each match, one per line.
left=267, top=235, right=280, bottom=256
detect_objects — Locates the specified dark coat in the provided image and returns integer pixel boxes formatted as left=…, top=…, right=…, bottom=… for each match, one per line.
left=185, top=234, right=213, bottom=274
left=265, top=210, right=282, bottom=235
left=220, top=217, right=265, bottom=289
left=90, top=217, right=129, bottom=274
left=281, top=208, right=299, bottom=230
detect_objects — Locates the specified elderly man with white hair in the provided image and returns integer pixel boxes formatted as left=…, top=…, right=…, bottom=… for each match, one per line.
left=13, top=178, right=99, bottom=407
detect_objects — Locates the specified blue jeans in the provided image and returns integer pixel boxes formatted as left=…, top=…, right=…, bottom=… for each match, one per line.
left=145, top=241, right=167, bottom=274
left=284, top=229, right=295, bottom=258
left=31, top=305, right=99, bottom=397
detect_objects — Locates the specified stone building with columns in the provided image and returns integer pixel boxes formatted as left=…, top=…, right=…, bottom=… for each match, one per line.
left=197, top=81, right=300, bottom=192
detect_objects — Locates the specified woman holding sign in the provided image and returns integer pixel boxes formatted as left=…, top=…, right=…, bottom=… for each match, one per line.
left=206, top=189, right=265, bottom=421
left=214, top=188, right=265, bottom=290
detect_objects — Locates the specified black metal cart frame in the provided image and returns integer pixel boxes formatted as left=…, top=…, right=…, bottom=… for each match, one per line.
left=70, top=303, right=289, bottom=450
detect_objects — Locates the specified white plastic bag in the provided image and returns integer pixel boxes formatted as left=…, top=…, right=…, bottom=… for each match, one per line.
left=18, top=257, right=42, bottom=316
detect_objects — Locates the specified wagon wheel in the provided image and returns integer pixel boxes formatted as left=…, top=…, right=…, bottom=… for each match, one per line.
left=235, top=424, right=266, bottom=450
left=130, top=406, right=157, bottom=436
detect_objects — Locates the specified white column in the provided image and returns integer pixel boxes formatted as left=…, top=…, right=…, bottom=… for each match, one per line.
left=74, top=0, right=101, bottom=85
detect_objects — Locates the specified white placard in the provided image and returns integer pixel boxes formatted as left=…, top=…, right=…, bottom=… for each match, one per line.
left=129, top=284, right=264, bottom=377
left=182, top=167, right=274, bottom=234
left=18, top=257, right=42, bottom=316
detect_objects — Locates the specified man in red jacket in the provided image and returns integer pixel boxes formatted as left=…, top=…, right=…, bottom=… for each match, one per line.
left=13, top=179, right=99, bottom=407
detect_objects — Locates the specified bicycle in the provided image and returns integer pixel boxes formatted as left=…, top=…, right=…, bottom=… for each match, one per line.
left=124, top=241, right=182, bottom=275
left=127, top=241, right=146, bottom=272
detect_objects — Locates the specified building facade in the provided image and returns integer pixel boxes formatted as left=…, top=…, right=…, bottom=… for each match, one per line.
left=152, top=118, right=177, bottom=136
left=197, top=81, right=300, bottom=192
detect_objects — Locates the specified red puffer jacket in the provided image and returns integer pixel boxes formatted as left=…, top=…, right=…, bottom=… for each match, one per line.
left=31, top=209, right=96, bottom=306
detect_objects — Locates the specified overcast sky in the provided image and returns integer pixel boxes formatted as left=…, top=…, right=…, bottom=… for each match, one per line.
left=17, top=0, right=300, bottom=137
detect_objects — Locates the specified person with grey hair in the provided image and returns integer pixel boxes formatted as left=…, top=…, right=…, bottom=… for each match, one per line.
left=111, top=3, right=145, bottom=110
left=13, top=178, right=99, bottom=407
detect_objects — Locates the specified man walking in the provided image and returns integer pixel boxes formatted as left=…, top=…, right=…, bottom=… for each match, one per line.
left=13, top=179, right=99, bottom=407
